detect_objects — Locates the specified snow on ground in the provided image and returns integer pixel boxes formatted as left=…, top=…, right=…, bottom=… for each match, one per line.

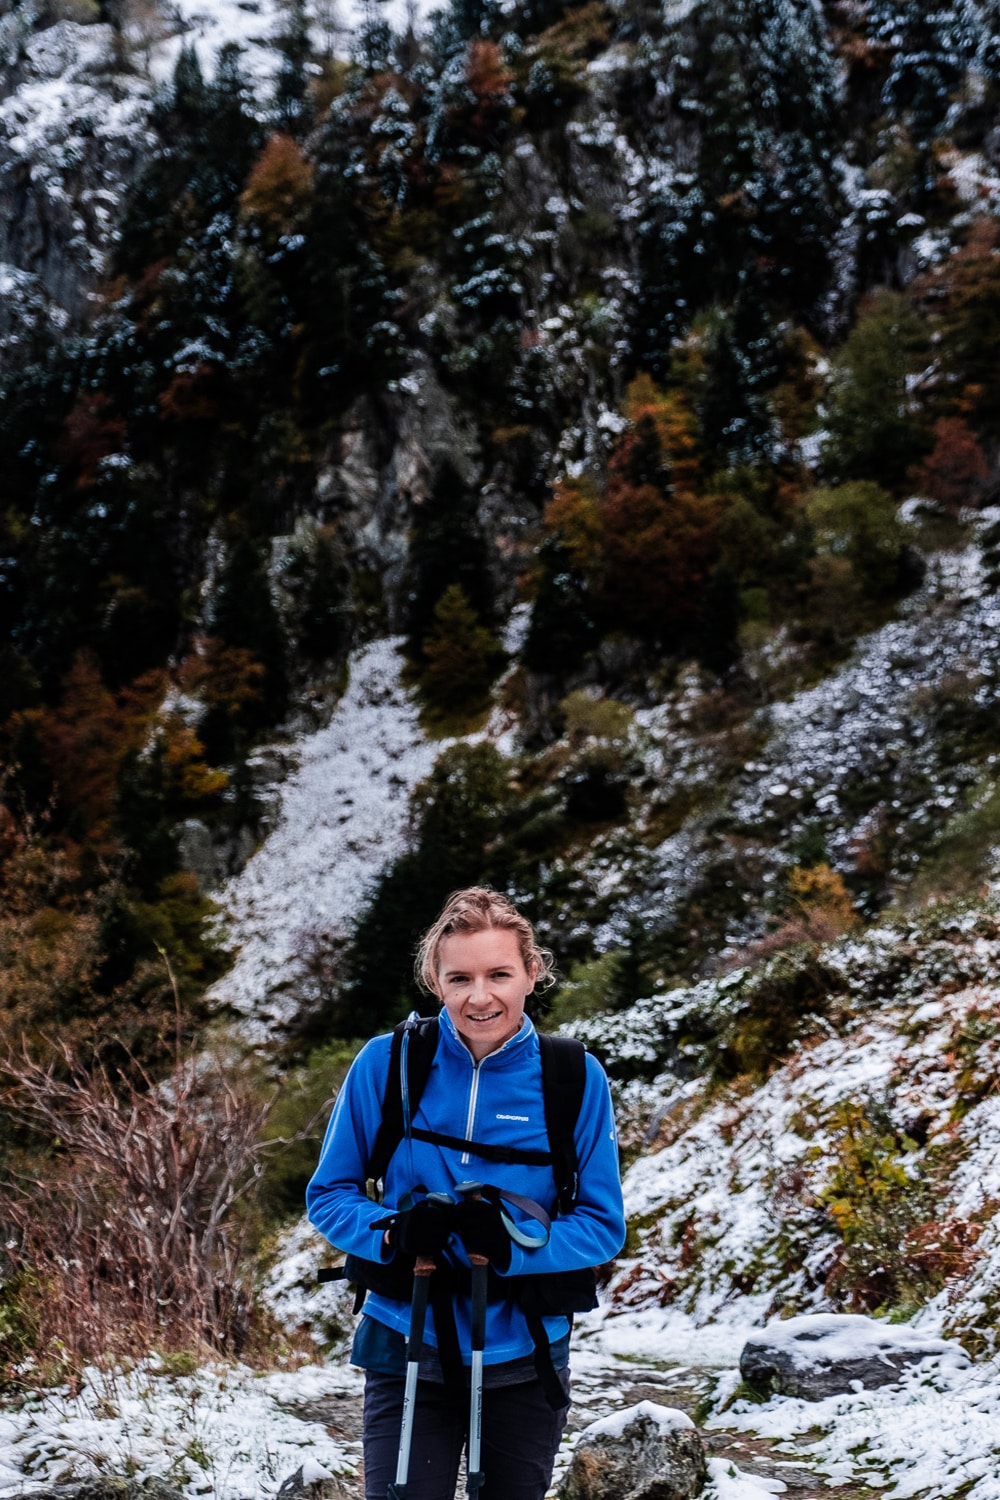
left=0, top=1361, right=360, bottom=1500
left=722, top=537, right=1000, bottom=873
left=0, top=19, right=152, bottom=219
left=575, top=898, right=1000, bottom=1341
left=208, top=637, right=444, bottom=1033
left=705, top=1458, right=788, bottom=1500
left=716, top=1350, right=1000, bottom=1500
left=150, top=0, right=297, bottom=89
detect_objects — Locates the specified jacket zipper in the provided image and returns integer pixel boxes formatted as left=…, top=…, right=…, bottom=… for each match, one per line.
left=462, top=1060, right=481, bottom=1167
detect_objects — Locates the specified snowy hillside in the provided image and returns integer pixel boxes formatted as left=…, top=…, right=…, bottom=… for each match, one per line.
left=206, top=637, right=442, bottom=1032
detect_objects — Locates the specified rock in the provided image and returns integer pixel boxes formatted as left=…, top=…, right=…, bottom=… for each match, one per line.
left=276, top=1459, right=352, bottom=1499
left=0, top=21, right=152, bottom=371
left=558, top=1400, right=708, bottom=1500
left=739, top=1313, right=971, bottom=1401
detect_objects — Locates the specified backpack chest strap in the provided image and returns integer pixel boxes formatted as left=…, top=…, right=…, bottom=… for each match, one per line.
left=409, top=1125, right=553, bottom=1168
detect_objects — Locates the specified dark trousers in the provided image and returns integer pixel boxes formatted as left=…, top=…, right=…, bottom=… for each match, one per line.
left=362, top=1368, right=570, bottom=1500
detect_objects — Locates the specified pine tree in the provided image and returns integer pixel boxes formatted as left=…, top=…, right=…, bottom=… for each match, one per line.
left=404, top=459, right=497, bottom=658
left=273, top=0, right=314, bottom=134
left=820, top=289, right=929, bottom=488
left=420, top=584, right=506, bottom=716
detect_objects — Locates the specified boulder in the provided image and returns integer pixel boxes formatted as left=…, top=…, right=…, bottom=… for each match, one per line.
left=558, top=1400, right=708, bottom=1500
left=740, top=1313, right=971, bottom=1401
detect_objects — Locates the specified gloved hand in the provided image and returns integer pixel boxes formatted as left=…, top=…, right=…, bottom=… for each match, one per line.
left=388, top=1196, right=457, bottom=1258
left=455, top=1196, right=511, bottom=1271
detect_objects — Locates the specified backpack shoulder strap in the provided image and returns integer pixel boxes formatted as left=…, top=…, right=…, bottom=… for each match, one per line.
left=537, top=1033, right=587, bottom=1215
left=364, top=1014, right=439, bottom=1196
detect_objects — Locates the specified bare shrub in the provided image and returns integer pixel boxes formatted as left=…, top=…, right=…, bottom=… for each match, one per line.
left=0, top=1035, right=287, bottom=1380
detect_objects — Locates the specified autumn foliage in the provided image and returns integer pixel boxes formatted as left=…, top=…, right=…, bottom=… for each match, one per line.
left=461, top=42, right=515, bottom=144
left=536, top=376, right=722, bottom=650
left=911, top=416, right=988, bottom=510
left=240, top=131, right=315, bottom=233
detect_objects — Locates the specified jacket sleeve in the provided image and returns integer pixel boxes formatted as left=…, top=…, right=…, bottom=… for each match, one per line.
left=500, top=1050, right=626, bottom=1279
left=305, top=1035, right=394, bottom=1264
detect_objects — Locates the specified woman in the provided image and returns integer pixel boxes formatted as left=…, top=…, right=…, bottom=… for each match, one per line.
left=307, top=887, right=626, bottom=1500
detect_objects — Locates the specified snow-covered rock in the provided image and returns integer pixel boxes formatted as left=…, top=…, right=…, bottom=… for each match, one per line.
left=276, top=1459, right=351, bottom=1499
left=558, top=1401, right=707, bottom=1500
left=739, top=1313, right=969, bottom=1401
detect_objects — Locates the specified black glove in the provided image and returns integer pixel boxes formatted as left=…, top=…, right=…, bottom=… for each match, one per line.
left=455, top=1196, right=511, bottom=1271
left=389, top=1197, right=457, bottom=1258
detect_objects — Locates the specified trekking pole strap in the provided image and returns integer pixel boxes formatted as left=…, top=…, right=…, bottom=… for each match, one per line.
left=488, top=1185, right=551, bottom=1250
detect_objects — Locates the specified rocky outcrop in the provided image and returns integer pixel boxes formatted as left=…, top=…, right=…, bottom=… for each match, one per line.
left=0, top=15, right=153, bottom=367
left=558, top=1400, right=708, bottom=1500
left=740, top=1314, right=971, bottom=1401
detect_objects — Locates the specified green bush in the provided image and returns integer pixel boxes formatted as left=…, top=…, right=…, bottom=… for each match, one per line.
left=911, top=779, right=1000, bottom=902
left=819, top=1097, right=944, bottom=1315
left=709, top=947, right=842, bottom=1079
left=542, top=950, right=627, bottom=1028
left=804, top=481, right=910, bottom=598
left=338, top=743, right=514, bottom=1034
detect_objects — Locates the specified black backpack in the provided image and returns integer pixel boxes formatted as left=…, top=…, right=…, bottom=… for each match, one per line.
left=319, top=1014, right=596, bottom=1408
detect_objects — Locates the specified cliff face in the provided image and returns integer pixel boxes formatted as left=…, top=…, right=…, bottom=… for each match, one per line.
left=0, top=15, right=153, bottom=364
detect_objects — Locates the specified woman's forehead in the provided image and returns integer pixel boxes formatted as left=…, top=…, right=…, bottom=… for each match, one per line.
left=437, top=927, right=525, bottom=969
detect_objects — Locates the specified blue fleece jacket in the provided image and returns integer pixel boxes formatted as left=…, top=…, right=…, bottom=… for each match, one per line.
left=306, top=1010, right=626, bottom=1366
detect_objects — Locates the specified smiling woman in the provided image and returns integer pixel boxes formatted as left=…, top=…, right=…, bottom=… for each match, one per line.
left=436, top=926, right=532, bottom=1056
left=306, top=886, right=625, bottom=1500
left=421, top=897, right=549, bottom=1060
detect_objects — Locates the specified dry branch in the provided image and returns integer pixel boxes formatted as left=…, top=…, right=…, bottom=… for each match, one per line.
left=0, top=1035, right=280, bottom=1373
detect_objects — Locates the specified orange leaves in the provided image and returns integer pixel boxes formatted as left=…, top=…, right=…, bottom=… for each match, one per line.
left=462, top=41, right=515, bottom=143
left=786, top=863, right=858, bottom=938
left=178, top=636, right=265, bottom=723
left=602, top=378, right=717, bottom=641
left=157, top=363, right=221, bottom=425
left=239, top=131, right=315, bottom=234
left=36, top=652, right=152, bottom=848
left=620, top=374, right=701, bottom=498
left=57, top=392, right=126, bottom=489
left=536, top=375, right=720, bottom=647
left=911, top=416, right=988, bottom=511
left=601, top=480, right=720, bottom=642
left=6, top=647, right=235, bottom=854
left=543, top=476, right=602, bottom=572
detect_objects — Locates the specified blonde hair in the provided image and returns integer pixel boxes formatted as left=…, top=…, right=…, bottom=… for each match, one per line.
left=415, top=886, right=556, bottom=996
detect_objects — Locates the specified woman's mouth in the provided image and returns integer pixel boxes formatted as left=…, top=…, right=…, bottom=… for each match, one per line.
left=466, top=1010, right=502, bottom=1023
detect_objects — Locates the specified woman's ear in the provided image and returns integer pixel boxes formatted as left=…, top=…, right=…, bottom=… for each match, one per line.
left=526, top=960, right=539, bottom=996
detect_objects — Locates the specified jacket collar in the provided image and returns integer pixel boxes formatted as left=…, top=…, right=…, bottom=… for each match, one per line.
left=437, top=1005, right=535, bottom=1065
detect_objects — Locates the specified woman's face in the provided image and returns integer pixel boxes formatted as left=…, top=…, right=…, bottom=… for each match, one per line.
left=434, top=927, right=537, bottom=1061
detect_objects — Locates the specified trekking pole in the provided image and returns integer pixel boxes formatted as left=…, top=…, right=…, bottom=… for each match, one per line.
left=466, top=1248, right=488, bottom=1498
left=388, top=1256, right=435, bottom=1500
left=454, top=1182, right=489, bottom=1499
